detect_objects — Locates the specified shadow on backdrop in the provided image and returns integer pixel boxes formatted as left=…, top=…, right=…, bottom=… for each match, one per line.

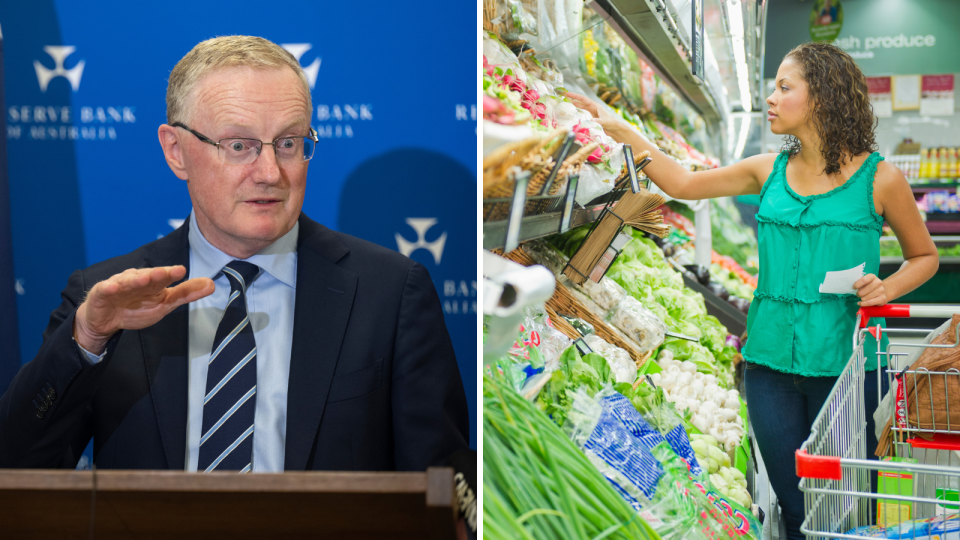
left=0, top=1, right=87, bottom=394
left=338, top=148, right=477, bottom=449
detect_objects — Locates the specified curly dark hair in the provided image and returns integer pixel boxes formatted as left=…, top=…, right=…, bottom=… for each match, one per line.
left=781, top=42, right=878, bottom=175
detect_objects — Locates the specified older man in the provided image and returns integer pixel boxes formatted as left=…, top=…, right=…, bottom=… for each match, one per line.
left=0, top=36, right=469, bottom=472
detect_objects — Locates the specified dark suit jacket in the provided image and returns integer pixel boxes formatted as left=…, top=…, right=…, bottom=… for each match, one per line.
left=0, top=214, right=469, bottom=471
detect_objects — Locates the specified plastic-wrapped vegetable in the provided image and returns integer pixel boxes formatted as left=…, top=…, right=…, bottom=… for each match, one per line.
left=559, top=314, right=595, bottom=336
left=523, top=238, right=569, bottom=275
left=583, top=334, right=637, bottom=384
left=520, top=307, right=572, bottom=371
left=608, top=296, right=666, bottom=353
left=580, top=275, right=626, bottom=311
left=485, top=0, right=538, bottom=41
left=483, top=35, right=526, bottom=81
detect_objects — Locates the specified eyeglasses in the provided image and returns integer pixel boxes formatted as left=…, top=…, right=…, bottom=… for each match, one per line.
left=171, top=123, right=318, bottom=165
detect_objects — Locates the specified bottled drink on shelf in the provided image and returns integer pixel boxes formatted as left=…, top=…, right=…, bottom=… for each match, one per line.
left=949, top=148, right=959, bottom=180
left=919, top=148, right=929, bottom=179
left=940, top=147, right=950, bottom=181
left=930, top=148, right=941, bottom=179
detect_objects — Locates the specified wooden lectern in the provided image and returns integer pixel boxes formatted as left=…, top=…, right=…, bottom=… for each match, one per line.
left=0, top=467, right=459, bottom=539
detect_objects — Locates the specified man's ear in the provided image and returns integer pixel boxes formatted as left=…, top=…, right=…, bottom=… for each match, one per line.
left=158, top=124, right=189, bottom=180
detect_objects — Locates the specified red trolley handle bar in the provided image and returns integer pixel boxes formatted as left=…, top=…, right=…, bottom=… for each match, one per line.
left=857, top=305, right=909, bottom=328
left=857, top=305, right=960, bottom=328
left=795, top=450, right=841, bottom=480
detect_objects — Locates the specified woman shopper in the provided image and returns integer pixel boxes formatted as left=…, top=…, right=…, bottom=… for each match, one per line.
left=567, top=42, right=937, bottom=540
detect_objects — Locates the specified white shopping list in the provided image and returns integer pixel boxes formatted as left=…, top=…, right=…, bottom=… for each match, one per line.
left=818, top=263, right=866, bottom=295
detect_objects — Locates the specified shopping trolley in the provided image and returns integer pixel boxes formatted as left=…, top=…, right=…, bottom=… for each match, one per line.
left=794, top=304, right=960, bottom=539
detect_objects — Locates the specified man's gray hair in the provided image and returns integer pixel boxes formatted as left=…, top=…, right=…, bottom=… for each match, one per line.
left=166, top=35, right=312, bottom=125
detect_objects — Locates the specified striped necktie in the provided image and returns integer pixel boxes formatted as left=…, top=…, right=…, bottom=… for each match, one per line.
left=198, top=261, right=261, bottom=473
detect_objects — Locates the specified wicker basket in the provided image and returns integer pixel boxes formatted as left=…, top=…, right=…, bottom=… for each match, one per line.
left=502, top=247, right=653, bottom=370
left=483, top=130, right=570, bottom=221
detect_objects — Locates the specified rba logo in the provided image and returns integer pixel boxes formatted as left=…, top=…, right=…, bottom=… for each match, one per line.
left=34, top=46, right=85, bottom=92
left=280, top=43, right=320, bottom=89
left=395, top=218, right=446, bottom=265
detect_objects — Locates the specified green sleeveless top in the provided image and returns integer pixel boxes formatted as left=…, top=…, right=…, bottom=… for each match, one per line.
left=742, top=151, right=889, bottom=376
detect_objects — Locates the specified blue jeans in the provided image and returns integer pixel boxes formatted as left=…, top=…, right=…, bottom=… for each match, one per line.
left=744, top=362, right=888, bottom=540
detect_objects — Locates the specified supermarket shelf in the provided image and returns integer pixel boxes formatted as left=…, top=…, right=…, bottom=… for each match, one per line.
left=483, top=204, right=610, bottom=251
left=591, top=0, right=722, bottom=124
left=680, top=274, right=747, bottom=336
left=879, top=257, right=960, bottom=308
left=880, top=235, right=960, bottom=244
left=926, top=220, right=960, bottom=235
left=911, top=182, right=959, bottom=193
left=881, top=256, right=960, bottom=266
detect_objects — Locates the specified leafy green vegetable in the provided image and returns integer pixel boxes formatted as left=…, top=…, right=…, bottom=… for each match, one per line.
left=535, top=347, right=619, bottom=426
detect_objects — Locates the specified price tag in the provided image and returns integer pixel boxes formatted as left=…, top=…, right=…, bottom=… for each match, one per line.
left=588, top=246, right=616, bottom=282
left=504, top=171, right=529, bottom=253
left=574, top=338, right=593, bottom=356
left=624, top=145, right=641, bottom=193
left=558, top=175, right=579, bottom=234
left=895, top=374, right=907, bottom=430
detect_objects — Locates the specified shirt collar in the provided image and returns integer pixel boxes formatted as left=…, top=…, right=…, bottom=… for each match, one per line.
left=188, top=211, right=298, bottom=288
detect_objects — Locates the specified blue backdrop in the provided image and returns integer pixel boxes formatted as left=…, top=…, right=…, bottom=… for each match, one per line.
left=0, top=1, right=477, bottom=452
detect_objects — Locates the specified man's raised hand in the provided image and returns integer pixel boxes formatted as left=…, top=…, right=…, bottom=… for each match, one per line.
left=73, top=266, right=215, bottom=355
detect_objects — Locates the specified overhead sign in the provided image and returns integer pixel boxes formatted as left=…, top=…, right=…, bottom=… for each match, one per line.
left=809, top=0, right=843, bottom=43
left=766, top=0, right=960, bottom=77
left=691, top=0, right=704, bottom=81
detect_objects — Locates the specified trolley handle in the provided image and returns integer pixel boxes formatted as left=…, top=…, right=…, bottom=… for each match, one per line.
left=858, top=304, right=960, bottom=328
left=795, top=450, right=841, bottom=480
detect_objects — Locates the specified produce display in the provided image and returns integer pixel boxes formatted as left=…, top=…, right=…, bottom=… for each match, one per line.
left=690, top=434, right=752, bottom=509
left=651, top=353, right=745, bottom=453
left=660, top=202, right=758, bottom=308
left=579, top=9, right=718, bottom=168
left=483, top=1, right=723, bottom=218
left=484, top=316, right=760, bottom=539
left=665, top=200, right=760, bottom=278
left=482, top=34, right=623, bottom=181
left=549, top=225, right=740, bottom=387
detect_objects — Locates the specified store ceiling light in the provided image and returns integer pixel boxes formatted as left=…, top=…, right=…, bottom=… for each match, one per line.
left=734, top=114, right=751, bottom=160
left=726, top=0, right=752, bottom=112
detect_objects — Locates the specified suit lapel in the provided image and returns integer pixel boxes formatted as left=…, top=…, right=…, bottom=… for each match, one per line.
left=284, top=216, right=356, bottom=471
left=140, top=220, right=191, bottom=470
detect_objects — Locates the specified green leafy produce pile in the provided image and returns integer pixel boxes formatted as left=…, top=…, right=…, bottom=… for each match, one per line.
left=526, top=344, right=758, bottom=539
left=535, top=344, right=665, bottom=427
left=550, top=226, right=738, bottom=387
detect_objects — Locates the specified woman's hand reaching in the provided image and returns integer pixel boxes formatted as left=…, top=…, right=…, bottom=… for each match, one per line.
left=564, top=92, right=631, bottom=139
